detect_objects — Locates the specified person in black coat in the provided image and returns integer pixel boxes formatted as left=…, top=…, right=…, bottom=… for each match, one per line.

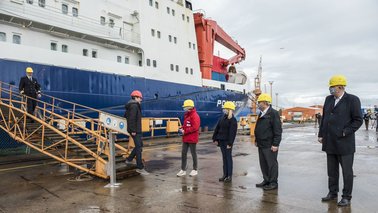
left=19, top=67, right=41, bottom=116
left=124, top=90, right=149, bottom=175
left=318, top=75, right=363, bottom=207
left=254, top=93, right=282, bottom=191
left=212, top=101, right=238, bottom=183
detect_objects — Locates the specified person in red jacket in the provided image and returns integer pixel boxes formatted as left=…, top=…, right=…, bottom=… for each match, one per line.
left=177, top=99, right=201, bottom=177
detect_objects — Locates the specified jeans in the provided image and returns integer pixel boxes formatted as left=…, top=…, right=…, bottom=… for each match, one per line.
left=127, top=134, right=144, bottom=169
left=220, top=144, right=233, bottom=177
left=181, top=143, right=197, bottom=171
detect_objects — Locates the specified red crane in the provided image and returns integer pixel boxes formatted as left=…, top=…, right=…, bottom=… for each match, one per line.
left=194, top=13, right=246, bottom=80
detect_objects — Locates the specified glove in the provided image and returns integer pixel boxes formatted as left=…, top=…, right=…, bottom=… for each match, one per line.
left=37, top=94, right=42, bottom=99
left=20, top=90, right=24, bottom=95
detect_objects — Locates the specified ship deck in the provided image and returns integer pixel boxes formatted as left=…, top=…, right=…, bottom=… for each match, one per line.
left=0, top=125, right=377, bottom=212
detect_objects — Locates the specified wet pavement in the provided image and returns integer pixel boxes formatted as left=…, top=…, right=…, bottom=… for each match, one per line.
left=0, top=126, right=378, bottom=213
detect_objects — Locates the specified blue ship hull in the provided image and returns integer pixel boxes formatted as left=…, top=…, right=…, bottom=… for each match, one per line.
left=0, top=59, right=250, bottom=147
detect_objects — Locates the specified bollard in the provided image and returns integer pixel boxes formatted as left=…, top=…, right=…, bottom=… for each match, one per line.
left=104, top=132, right=122, bottom=188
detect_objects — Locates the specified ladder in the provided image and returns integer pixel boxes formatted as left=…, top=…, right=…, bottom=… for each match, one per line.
left=0, top=81, right=137, bottom=179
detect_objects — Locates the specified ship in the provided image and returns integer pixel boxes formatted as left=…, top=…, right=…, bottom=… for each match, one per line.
left=0, top=0, right=251, bottom=142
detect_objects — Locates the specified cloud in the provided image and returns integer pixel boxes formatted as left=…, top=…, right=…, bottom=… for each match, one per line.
left=193, top=0, right=378, bottom=107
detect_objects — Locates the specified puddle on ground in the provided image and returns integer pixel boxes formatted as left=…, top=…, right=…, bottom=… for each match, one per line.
left=175, top=185, right=198, bottom=192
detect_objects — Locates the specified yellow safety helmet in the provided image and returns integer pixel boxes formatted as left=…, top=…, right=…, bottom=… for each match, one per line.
left=223, top=101, right=236, bottom=111
left=182, top=99, right=194, bottom=108
left=26, top=67, right=33, bottom=73
left=257, top=93, right=272, bottom=103
left=329, top=75, right=347, bottom=87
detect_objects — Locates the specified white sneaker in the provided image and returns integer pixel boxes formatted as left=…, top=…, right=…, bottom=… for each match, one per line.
left=176, top=170, right=186, bottom=177
left=189, top=170, right=198, bottom=177
left=136, top=169, right=149, bottom=175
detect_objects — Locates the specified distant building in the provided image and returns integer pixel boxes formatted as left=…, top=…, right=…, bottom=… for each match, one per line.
left=282, top=106, right=322, bottom=122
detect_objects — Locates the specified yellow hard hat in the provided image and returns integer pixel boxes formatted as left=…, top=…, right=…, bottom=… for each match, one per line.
left=223, top=101, right=236, bottom=110
left=329, top=75, right=347, bottom=87
left=182, top=99, right=194, bottom=108
left=26, top=67, right=33, bottom=73
left=257, top=93, right=272, bottom=103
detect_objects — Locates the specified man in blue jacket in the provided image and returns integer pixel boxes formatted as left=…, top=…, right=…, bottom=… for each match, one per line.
left=318, top=75, right=362, bottom=207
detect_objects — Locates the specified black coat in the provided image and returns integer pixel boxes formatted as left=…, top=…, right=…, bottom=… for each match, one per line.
left=212, top=114, right=238, bottom=146
left=19, top=76, right=41, bottom=97
left=318, top=92, right=363, bottom=155
left=124, top=100, right=142, bottom=134
left=254, top=106, right=282, bottom=148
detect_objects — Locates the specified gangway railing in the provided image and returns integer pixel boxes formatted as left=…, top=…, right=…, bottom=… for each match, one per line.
left=0, top=81, right=134, bottom=179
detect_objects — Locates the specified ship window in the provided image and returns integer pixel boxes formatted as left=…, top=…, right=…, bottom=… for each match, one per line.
left=139, top=60, right=142, bottom=66
left=185, top=1, right=192, bottom=10
left=193, top=43, right=196, bottom=50
left=62, top=4, right=68, bottom=14
left=27, top=0, right=33, bottom=4
left=125, top=57, right=129, bottom=64
left=190, top=68, right=193, bottom=75
left=172, top=9, right=175, bottom=16
left=100, top=16, right=106, bottom=25
left=72, top=7, right=78, bottom=17
left=151, top=29, right=155, bottom=37
left=185, top=67, right=189, bottom=74
left=153, top=60, right=157, bottom=68
left=187, top=16, right=189, bottom=22
left=182, top=14, right=185, bottom=21
left=168, top=35, right=172, bottom=42
left=62, top=44, right=68, bottom=53
left=92, top=50, right=97, bottom=58
left=170, top=64, right=174, bottom=71
left=12, top=34, right=21, bottom=44
left=155, top=1, right=159, bottom=9
left=149, top=0, right=153, bottom=6
left=109, top=19, right=115, bottom=28
left=83, top=49, right=88, bottom=56
left=157, top=31, right=161, bottom=38
left=50, top=42, right=57, bottom=51
left=38, top=0, right=45, bottom=7
left=167, top=7, right=170, bottom=14
left=0, top=32, right=6, bottom=42
left=175, top=65, right=179, bottom=72
left=174, top=37, right=177, bottom=44
left=117, top=56, right=122, bottom=63
left=146, top=59, right=151, bottom=66
left=188, top=42, right=191, bottom=48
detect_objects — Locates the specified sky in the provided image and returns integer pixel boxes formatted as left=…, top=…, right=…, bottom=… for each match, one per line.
left=193, top=0, right=378, bottom=108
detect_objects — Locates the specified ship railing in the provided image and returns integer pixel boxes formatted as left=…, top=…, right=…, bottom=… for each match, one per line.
left=0, top=1, right=141, bottom=44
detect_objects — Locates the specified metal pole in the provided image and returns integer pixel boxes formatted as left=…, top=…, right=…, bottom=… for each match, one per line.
left=269, top=81, right=274, bottom=105
left=276, top=93, right=279, bottom=109
left=105, top=132, right=122, bottom=188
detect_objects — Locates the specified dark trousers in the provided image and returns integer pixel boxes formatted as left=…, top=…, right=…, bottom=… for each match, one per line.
left=258, top=147, right=278, bottom=185
left=181, top=143, right=197, bottom=171
left=327, top=154, right=354, bottom=199
left=364, top=120, right=369, bottom=130
left=26, top=96, right=37, bottom=115
left=220, top=144, right=233, bottom=177
left=127, top=134, right=144, bottom=169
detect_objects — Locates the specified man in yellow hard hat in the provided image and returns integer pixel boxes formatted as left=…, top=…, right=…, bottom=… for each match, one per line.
left=318, top=75, right=362, bottom=207
left=19, top=67, right=41, bottom=118
left=254, top=93, right=282, bottom=191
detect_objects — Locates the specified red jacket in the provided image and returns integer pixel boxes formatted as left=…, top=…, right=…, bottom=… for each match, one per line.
left=182, top=108, right=200, bottom=143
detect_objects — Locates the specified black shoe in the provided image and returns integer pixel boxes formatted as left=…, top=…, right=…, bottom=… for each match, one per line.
left=223, top=176, right=232, bottom=183
left=263, top=183, right=278, bottom=191
left=256, top=181, right=269, bottom=188
left=219, top=176, right=226, bottom=182
left=337, top=198, right=351, bottom=207
left=321, top=193, right=338, bottom=202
